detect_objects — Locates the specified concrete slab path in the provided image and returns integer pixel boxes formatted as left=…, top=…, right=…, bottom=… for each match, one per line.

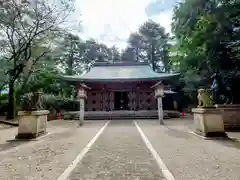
left=136, top=119, right=240, bottom=180
left=67, top=120, right=166, bottom=180
left=0, top=119, right=240, bottom=180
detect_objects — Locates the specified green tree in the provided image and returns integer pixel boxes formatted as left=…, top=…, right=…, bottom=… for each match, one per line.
left=110, top=46, right=121, bottom=62
left=139, top=20, right=170, bottom=72
left=53, top=32, right=86, bottom=75
left=0, top=56, right=8, bottom=92
left=0, top=0, right=75, bottom=119
left=171, top=0, right=240, bottom=103
left=124, top=20, right=170, bottom=71
left=127, top=33, right=145, bottom=62
left=121, top=47, right=135, bottom=62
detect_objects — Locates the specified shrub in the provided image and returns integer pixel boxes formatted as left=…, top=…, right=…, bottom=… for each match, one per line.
left=20, top=93, right=79, bottom=112
left=0, top=94, right=8, bottom=114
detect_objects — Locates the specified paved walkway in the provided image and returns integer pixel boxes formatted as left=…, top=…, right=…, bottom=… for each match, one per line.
left=0, top=120, right=107, bottom=180
left=137, top=119, right=240, bottom=180
left=67, top=120, right=165, bottom=180
left=0, top=119, right=240, bottom=180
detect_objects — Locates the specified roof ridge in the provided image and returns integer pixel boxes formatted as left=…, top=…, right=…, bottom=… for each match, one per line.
left=93, top=61, right=149, bottom=67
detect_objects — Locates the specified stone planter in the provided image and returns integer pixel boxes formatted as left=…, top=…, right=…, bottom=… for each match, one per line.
left=192, top=108, right=227, bottom=137
left=215, top=104, right=240, bottom=130
left=16, top=110, right=49, bottom=139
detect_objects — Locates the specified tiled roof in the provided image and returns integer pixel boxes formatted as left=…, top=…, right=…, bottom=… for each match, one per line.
left=62, top=62, right=180, bottom=82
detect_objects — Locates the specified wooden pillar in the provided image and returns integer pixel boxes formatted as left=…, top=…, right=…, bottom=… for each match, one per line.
left=136, top=85, right=139, bottom=111
left=107, top=91, right=110, bottom=111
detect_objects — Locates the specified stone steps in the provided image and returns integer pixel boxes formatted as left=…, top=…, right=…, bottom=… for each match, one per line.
left=63, top=110, right=180, bottom=120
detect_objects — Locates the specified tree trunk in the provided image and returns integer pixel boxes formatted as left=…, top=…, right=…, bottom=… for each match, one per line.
left=163, top=49, right=169, bottom=72
left=6, top=81, right=15, bottom=120
left=136, top=48, right=139, bottom=62
left=67, top=54, right=73, bottom=75
left=151, top=44, right=156, bottom=72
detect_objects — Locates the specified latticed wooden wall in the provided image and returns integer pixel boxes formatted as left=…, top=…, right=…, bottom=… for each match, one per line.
left=87, top=91, right=114, bottom=111
left=136, top=90, right=157, bottom=110
left=86, top=91, right=101, bottom=111
left=128, top=92, right=137, bottom=110
left=86, top=90, right=157, bottom=111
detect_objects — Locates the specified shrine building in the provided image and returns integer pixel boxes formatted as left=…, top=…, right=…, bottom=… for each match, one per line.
left=62, top=61, right=180, bottom=121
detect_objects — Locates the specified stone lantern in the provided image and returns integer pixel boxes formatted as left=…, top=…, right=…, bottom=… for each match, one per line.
left=77, top=84, right=90, bottom=126
left=151, top=81, right=165, bottom=125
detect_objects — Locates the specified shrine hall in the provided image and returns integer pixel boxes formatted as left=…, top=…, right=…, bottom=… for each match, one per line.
left=62, top=61, right=180, bottom=122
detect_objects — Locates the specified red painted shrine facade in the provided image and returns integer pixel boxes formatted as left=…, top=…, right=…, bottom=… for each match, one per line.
left=84, top=81, right=158, bottom=111
left=63, top=62, right=179, bottom=112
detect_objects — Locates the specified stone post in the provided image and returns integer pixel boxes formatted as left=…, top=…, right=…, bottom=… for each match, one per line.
left=77, top=84, right=90, bottom=126
left=151, top=81, right=164, bottom=125
left=79, top=98, right=85, bottom=126
left=157, top=96, right=164, bottom=124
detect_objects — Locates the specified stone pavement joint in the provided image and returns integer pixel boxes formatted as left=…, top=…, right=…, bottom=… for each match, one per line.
left=0, top=120, right=108, bottom=180
left=134, top=121, right=175, bottom=180
left=136, top=120, right=240, bottom=180
left=57, top=121, right=110, bottom=180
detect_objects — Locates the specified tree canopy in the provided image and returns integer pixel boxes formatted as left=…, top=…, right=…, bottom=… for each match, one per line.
left=170, top=0, right=240, bottom=103
left=1, top=0, right=240, bottom=118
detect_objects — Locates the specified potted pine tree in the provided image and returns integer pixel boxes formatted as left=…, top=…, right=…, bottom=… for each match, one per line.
left=16, top=91, right=49, bottom=139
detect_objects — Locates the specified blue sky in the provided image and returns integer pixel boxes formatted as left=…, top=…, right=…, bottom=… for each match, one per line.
left=74, top=0, right=179, bottom=49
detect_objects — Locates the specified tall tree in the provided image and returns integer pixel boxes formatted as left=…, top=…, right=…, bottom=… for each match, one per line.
left=110, top=46, right=121, bottom=62
left=121, top=47, right=135, bottom=62
left=53, top=32, right=85, bottom=75
left=0, top=56, right=8, bottom=92
left=128, top=33, right=145, bottom=62
left=0, top=0, right=75, bottom=119
left=171, top=0, right=240, bottom=102
left=139, top=20, right=170, bottom=72
left=124, top=20, right=170, bottom=71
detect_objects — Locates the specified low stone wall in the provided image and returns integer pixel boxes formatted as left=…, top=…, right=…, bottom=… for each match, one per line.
left=216, top=104, right=240, bottom=130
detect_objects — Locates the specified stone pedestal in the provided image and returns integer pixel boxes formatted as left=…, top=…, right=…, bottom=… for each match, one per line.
left=17, top=110, right=49, bottom=139
left=215, top=104, right=240, bottom=130
left=157, top=97, right=164, bottom=125
left=192, top=108, right=227, bottom=137
left=79, top=98, right=85, bottom=126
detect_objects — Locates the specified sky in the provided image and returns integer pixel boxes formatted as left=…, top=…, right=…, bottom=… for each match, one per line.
left=74, top=0, right=179, bottom=49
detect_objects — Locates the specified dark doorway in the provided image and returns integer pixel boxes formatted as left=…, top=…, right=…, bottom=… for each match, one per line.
left=163, top=95, right=174, bottom=110
left=114, top=92, right=129, bottom=110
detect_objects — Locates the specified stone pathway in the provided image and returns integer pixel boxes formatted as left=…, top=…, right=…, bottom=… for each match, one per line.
left=68, top=120, right=165, bottom=180
left=136, top=119, right=240, bottom=180
left=0, top=120, right=107, bottom=180
left=0, top=119, right=240, bottom=180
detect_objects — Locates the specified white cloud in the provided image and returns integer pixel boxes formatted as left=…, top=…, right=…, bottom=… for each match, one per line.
left=151, top=9, right=173, bottom=33
left=75, top=0, right=173, bottom=49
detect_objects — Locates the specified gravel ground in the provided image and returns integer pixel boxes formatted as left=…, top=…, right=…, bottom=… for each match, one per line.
left=68, top=120, right=165, bottom=180
left=0, top=120, right=73, bottom=152
left=0, top=123, right=13, bottom=130
left=1, top=119, right=240, bottom=180
left=136, top=119, right=240, bottom=180
left=0, top=120, right=107, bottom=180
